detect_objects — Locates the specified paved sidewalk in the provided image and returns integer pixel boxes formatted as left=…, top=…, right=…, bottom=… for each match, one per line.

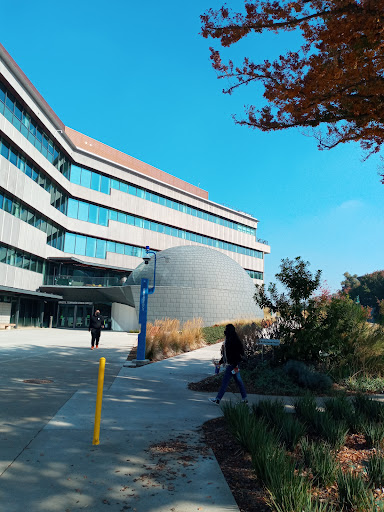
left=1, top=340, right=242, bottom=512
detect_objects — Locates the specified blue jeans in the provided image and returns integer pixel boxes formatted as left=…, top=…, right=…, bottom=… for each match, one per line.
left=216, top=365, right=247, bottom=400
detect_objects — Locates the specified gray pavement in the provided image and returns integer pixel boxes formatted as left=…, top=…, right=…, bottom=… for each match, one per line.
left=0, top=329, right=240, bottom=512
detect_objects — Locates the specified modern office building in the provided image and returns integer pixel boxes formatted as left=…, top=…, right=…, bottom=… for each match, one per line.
left=0, top=43, right=270, bottom=330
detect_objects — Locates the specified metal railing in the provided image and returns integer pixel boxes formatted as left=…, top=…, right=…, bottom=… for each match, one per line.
left=44, top=275, right=128, bottom=287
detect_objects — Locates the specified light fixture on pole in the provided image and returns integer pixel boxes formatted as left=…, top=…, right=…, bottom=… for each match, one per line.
left=135, top=246, right=156, bottom=365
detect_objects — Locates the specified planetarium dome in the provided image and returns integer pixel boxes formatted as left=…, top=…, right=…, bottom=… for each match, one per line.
left=126, top=245, right=262, bottom=326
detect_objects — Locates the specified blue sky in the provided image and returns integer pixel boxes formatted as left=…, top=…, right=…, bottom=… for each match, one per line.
left=2, top=0, right=383, bottom=292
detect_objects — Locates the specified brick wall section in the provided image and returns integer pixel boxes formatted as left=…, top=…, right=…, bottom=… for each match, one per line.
left=65, top=126, right=209, bottom=200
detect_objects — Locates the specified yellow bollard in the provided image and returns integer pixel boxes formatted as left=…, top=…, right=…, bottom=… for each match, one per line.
left=93, top=357, right=106, bottom=445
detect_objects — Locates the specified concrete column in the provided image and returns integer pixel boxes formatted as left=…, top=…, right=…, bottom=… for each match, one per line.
left=14, top=297, right=21, bottom=329
left=39, top=301, right=44, bottom=328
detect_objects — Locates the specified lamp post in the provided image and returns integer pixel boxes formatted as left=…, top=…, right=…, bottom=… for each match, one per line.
left=136, top=246, right=156, bottom=365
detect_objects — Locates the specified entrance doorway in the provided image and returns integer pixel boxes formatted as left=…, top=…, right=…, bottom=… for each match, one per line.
left=58, top=303, right=93, bottom=329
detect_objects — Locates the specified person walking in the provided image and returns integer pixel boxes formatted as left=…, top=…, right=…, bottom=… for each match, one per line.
left=209, top=324, right=248, bottom=405
left=89, top=309, right=104, bottom=350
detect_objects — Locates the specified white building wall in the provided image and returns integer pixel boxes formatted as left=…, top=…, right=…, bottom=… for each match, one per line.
left=111, top=302, right=139, bottom=332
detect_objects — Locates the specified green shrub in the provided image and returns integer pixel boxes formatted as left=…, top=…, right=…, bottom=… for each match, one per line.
left=341, top=375, right=384, bottom=394
left=299, top=438, right=338, bottom=487
left=242, top=363, right=304, bottom=395
left=337, top=469, right=374, bottom=511
left=221, top=402, right=256, bottom=451
left=202, top=324, right=225, bottom=345
left=366, top=449, right=384, bottom=489
left=285, top=360, right=333, bottom=392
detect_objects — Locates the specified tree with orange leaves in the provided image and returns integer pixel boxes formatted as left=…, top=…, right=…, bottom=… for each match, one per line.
left=201, top=1, right=384, bottom=164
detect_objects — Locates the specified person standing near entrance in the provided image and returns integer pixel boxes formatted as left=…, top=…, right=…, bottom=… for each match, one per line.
left=89, top=309, right=104, bottom=350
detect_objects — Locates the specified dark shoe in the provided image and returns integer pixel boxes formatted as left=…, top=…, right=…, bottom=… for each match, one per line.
left=241, top=399, right=248, bottom=404
left=209, top=398, right=220, bottom=405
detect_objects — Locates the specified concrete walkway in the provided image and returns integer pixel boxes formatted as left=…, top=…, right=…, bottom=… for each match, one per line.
left=0, top=338, right=244, bottom=512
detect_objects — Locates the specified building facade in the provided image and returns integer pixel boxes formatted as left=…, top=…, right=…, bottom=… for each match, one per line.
left=0, top=43, right=270, bottom=330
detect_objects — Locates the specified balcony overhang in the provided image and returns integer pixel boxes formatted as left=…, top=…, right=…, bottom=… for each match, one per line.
left=39, top=285, right=135, bottom=307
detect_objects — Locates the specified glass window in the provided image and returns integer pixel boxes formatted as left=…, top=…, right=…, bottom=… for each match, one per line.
left=96, top=239, right=106, bottom=259
left=117, top=212, right=127, bottom=223
left=18, top=155, right=26, bottom=172
left=64, top=232, right=76, bottom=253
left=86, top=237, right=97, bottom=258
left=22, top=253, right=30, bottom=269
left=134, top=218, right=143, bottom=228
left=157, top=224, right=164, bottom=234
left=0, top=83, right=5, bottom=103
left=151, top=193, right=159, bottom=204
left=143, top=220, right=150, bottom=230
left=107, top=241, right=116, bottom=253
left=29, top=120, right=36, bottom=136
left=12, top=201, right=20, bottom=218
left=0, top=245, right=6, bottom=263
left=159, top=197, right=166, bottom=206
left=166, top=199, right=173, bottom=208
left=0, top=193, right=3, bottom=209
left=25, top=164, right=32, bottom=178
left=109, top=210, right=118, bottom=221
left=165, top=226, right=172, bottom=236
left=124, top=245, right=133, bottom=256
left=171, top=227, right=178, bottom=237
left=36, top=127, right=43, bottom=142
left=136, top=188, right=144, bottom=199
left=91, top=172, right=100, bottom=191
left=6, top=248, right=15, bottom=265
left=14, top=102, right=22, bottom=120
left=20, top=207, right=28, bottom=222
left=111, top=179, right=120, bottom=190
left=150, top=222, right=158, bottom=232
left=70, top=165, right=82, bottom=185
left=4, top=197, right=12, bottom=213
left=81, top=168, right=92, bottom=188
left=30, top=257, right=37, bottom=272
left=120, top=182, right=128, bottom=193
left=145, top=191, right=152, bottom=201
left=116, top=243, right=124, bottom=254
left=5, top=93, right=14, bottom=112
left=88, top=204, right=99, bottom=224
left=9, top=148, right=17, bottom=166
left=42, top=135, right=49, bottom=149
left=32, top=169, right=38, bottom=182
left=100, top=175, right=110, bottom=194
left=128, top=185, right=136, bottom=195
left=74, top=235, right=86, bottom=255
left=1, top=140, right=9, bottom=159
left=16, top=248, right=32, bottom=269
left=126, top=214, right=134, bottom=225
left=36, top=260, right=43, bottom=273
left=99, top=207, right=108, bottom=226
left=67, top=198, right=79, bottom=219
left=78, top=202, right=89, bottom=222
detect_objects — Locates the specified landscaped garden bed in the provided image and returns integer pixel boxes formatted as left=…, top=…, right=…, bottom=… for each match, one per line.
left=202, top=393, right=384, bottom=512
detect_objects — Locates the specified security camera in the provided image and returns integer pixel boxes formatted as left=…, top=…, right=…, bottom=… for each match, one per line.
left=143, top=256, right=151, bottom=265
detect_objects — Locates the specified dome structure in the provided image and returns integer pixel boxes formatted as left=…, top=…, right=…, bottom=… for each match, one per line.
left=126, top=245, right=262, bottom=326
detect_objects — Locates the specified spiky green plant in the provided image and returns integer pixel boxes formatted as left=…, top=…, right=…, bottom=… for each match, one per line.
left=299, top=438, right=338, bottom=487
left=294, top=393, right=318, bottom=426
left=313, top=411, right=348, bottom=450
left=324, top=395, right=355, bottom=431
left=337, top=469, right=375, bottom=512
left=253, top=399, right=285, bottom=425
left=221, top=401, right=256, bottom=451
left=353, top=394, right=384, bottom=422
left=366, top=449, right=384, bottom=489
left=362, top=422, right=384, bottom=448
left=277, top=413, right=307, bottom=451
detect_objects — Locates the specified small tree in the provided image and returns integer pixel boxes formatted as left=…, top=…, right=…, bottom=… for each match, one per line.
left=255, top=256, right=322, bottom=360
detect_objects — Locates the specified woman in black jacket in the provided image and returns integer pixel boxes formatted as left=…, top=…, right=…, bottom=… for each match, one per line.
left=209, top=324, right=248, bottom=405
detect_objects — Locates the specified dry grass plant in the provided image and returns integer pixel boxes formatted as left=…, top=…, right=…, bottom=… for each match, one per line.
left=145, top=317, right=205, bottom=360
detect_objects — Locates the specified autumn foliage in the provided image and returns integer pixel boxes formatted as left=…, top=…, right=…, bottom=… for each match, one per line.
left=201, top=1, right=384, bottom=163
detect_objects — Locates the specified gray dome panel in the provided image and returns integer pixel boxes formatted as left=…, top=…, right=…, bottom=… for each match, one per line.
left=127, top=245, right=262, bottom=326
